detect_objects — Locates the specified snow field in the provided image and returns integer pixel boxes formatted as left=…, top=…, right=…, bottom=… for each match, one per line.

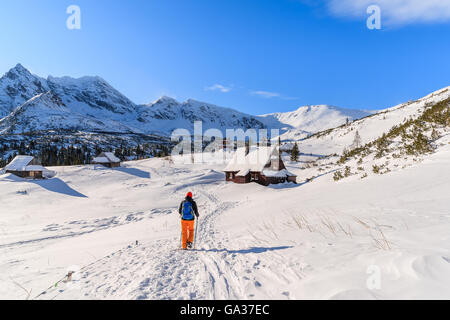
left=1, top=144, right=449, bottom=299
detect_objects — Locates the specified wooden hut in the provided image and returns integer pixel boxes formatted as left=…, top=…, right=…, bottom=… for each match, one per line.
left=4, top=155, right=49, bottom=179
left=224, top=146, right=296, bottom=186
left=92, top=152, right=121, bottom=168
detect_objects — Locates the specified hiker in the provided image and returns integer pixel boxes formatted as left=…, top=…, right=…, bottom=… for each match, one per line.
left=178, top=192, right=199, bottom=250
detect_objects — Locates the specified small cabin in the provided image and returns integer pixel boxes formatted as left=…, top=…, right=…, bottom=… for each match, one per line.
left=92, top=152, right=121, bottom=168
left=224, top=146, right=296, bottom=186
left=3, top=155, right=50, bottom=179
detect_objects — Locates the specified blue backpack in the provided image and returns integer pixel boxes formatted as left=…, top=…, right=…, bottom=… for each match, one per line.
left=182, top=201, right=194, bottom=220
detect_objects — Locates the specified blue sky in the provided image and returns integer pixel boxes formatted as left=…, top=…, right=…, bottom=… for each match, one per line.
left=0, top=0, right=449, bottom=115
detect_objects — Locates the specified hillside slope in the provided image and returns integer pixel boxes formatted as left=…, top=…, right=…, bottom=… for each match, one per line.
left=298, top=86, right=450, bottom=156
left=261, top=105, right=373, bottom=140
left=0, top=64, right=50, bottom=117
left=0, top=91, right=140, bottom=135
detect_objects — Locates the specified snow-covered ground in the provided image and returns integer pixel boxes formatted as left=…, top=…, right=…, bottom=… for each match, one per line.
left=1, top=143, right=449, bottom=300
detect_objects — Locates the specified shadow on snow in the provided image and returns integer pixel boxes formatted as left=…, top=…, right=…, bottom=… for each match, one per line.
left=32, top=178, right=88, bottom=198
left=2, top=174, right=87, bottom=198
left=114, top=166, right=151, bottom=179
left=195, top=246, right=293, bottom=254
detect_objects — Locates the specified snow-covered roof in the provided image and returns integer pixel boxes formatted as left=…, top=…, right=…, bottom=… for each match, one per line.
left=92, top=157, right=109, bottom=163
left=224, top=147, right=247, bottom=172
left=236, top=169, right=250, bottom=177
left=262, top=169, right=296, bottom=178
left=224, top=146, right=277, bottom=173
left=23, top=165, right=46, bottom=172
left=4, top=155, right=35, bottom=171
left=93, top=152, right=120, bottom=163
left=3, top=155, right=51, bottom=173
left=103, top=152, right=120, bottom=163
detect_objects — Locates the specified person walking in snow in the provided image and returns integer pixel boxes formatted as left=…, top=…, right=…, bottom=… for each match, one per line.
left=179, top=192, right=199, bottom=250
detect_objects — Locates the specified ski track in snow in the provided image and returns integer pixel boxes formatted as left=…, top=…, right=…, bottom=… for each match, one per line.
left=35, top=187, right=251, bottom=299
left=37, top=185, right=303, bottom=300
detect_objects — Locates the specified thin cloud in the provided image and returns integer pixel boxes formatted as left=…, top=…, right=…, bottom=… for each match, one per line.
left=250, top=90, right=281, bottom=99
left=250, top=90, right=298, bottom=100
left=325, top=0, right=450, bottom=26
left=204, top=84, right=232, bottom=93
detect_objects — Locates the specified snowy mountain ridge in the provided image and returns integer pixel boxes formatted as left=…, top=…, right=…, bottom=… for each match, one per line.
left=0, top=64, right=50, bottom=117
left=137, top=96, right=267, bottom=135
left=0, top=90, right=141, bottom=135
left=0, top=64, right=373, bottom=138
left=0, top=64, right=267, bottom=136
left=0, top=64, right=448, bottom=147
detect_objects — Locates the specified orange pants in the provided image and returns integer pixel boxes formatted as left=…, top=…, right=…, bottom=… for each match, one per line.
left=181, top=219, right=195, bottom=249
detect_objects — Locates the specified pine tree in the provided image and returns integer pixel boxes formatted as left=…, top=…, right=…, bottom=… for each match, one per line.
left=290, top=143, right=299, bottom=162
left=136, top=145, right=142, bottom=160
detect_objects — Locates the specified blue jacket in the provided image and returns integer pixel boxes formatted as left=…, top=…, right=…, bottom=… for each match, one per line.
left=178, top=196, right=199, bottom=221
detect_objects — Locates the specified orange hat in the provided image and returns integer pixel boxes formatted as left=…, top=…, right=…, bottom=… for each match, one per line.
left=186, top=192, right=193, bottom=198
